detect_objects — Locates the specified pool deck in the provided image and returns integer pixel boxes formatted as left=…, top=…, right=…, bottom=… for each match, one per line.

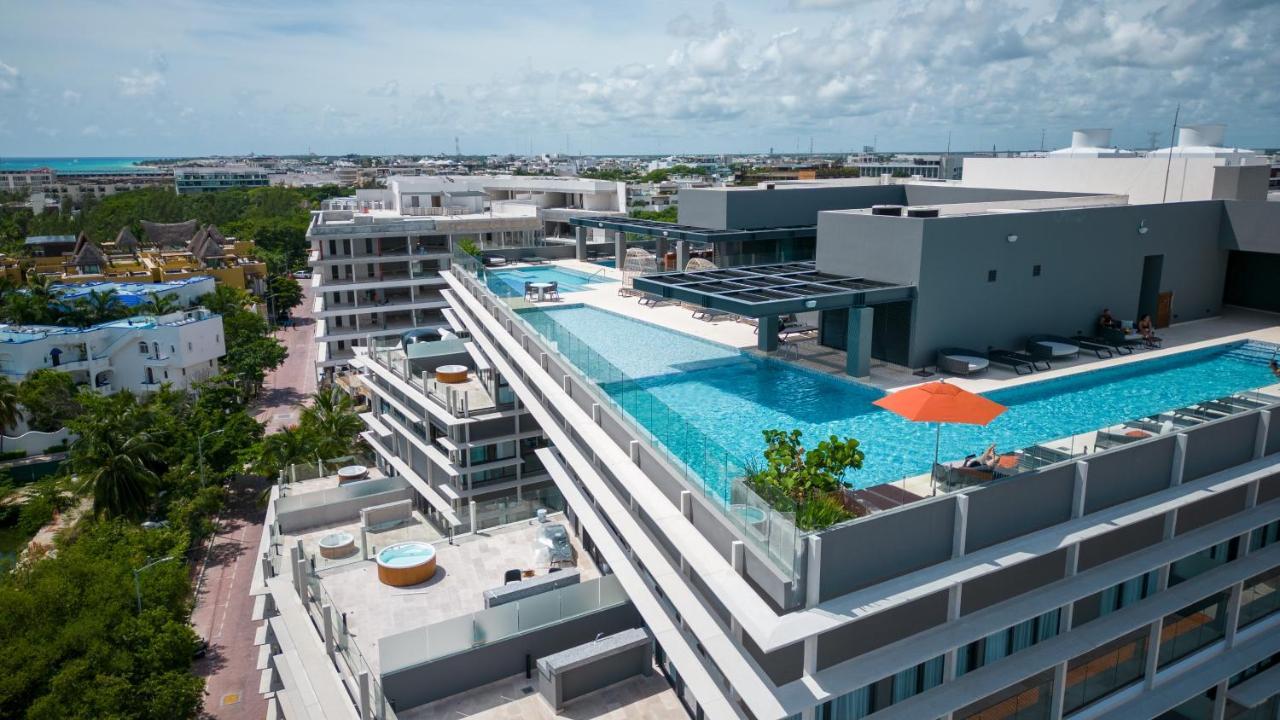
left=520, top=259, right=1280, bottom=501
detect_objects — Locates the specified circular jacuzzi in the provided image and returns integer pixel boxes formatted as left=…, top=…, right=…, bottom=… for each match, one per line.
left=337, top=465, right=368, bottom=483
left=376, top=541, right=437, bottom=586
left=318, top=531, right=356, bottom=559
left=729, top=504, right=768, bottom=532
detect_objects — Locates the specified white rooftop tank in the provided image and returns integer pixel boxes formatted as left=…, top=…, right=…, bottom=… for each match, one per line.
left=1152, top=123, right=1257, bottom=161
left=1048, top=128, right=1134, bottom=157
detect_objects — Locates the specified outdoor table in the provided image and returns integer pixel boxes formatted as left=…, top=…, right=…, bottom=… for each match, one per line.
left=530, top=282, right=554, bottom=301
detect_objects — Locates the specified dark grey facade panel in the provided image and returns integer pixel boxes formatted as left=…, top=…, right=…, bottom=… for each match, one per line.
left=718, top=186, right=906, bottom=230
left=960, top=548, right=1069, bottom=616
left=816, top=591, right=950, bottom=670
left=1081, top=435, right=1178, bottom=514
left=1183, top=413, right=1260, bottom=482
left=1259, top=471, right=1280, bottom=504
left=964, top=464, right=1074, bottom=553
left=743, top=632, right=805, bottom=686
left=1175, top=485, right=1250, bottom=535
left=902, top=185, right=1086, bottom=206
left=818, top=497, right=956, bottom=600
left=1219, top=200, right=1280, bottom=253
left=1077, top=516, right=1165, bottom=572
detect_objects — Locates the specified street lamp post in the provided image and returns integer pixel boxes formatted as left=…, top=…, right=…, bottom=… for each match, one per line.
left=133, top=556, right=176, bottom=614
left=198, top=427, right=228, bottom=487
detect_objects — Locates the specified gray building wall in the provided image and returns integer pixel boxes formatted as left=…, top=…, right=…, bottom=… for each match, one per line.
left=822, top=202, right=1226, bottom=368
left=902, top=185, right=1083, bottom=206
left=680, top=185, right=904, bottom=230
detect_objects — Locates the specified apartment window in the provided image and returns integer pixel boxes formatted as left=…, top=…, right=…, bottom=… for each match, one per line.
left=170, top=345, right=175, bottom=353
left=987, top=270, right=998, bottom=283
left=1249, top=519, right=1280, bottom=552
left=365, top=238, right=373, bottom=254
left=138, top=342, right=149, bottom=354
left=1169, top=538, right=1239, bottom=587
left=1062, top=627, right=1148, bottom=713
left=1157, top=590, right=1229, bottom=669
left=1238, top=565, right=1280, bottom=628
left=328, top=239, right=337, bottom=256
left=331, top=266, right=339, bottom=280
left=187, top=342, right=193, bottom=351
left=343, top=238, right=351, bottom=255
left=955, top=668, right=1054, bottom=720
left=337, top=340, right=345, bottom=350
left=957, top=609, right=1061, bottom=676
left=1032, top=264, right=1042, bottom=277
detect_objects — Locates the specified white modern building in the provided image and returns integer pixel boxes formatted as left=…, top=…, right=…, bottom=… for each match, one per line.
left=0, top=308, right=224, bottom=393
left=962, top=124, right=1270, bottom=203
left=174, top=166, right=270, bottom=195
left=307, top=175, right=626, bottom=376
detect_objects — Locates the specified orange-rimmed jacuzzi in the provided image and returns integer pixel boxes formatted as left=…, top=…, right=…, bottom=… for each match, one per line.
left=376, top=541, right=437, bottom=586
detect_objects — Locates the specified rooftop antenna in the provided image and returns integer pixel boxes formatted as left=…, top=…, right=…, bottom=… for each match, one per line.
left=454, top=136, right=460, bottom=158
left=1039, top=128, right=1045, bottom=152
left=809, top=136, right=814, bottom=156
left=1146, top=130, right=1160, bottom=150
left=1161, top=102, right=1180, bottom=203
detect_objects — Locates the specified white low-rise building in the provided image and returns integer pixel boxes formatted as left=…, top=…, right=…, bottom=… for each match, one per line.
left=0, top=308, right=225, bottom=393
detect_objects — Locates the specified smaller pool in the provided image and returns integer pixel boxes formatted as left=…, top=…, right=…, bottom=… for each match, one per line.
left=487, top=266, right=611, bottom=297
left=378, top=542, right=436, bottom=568
left=592, top=259, right=616, bottom=268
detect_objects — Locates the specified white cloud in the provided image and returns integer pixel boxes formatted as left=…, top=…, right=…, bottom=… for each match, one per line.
left=81, top=124, right=101, bottom=136
left=62, top=89, right=81, bottom=104
left=117, top=68, right=165, bottom=97
left=367, top=80, right=399, bottom=98
left=0, top=61, right=21, bottom=94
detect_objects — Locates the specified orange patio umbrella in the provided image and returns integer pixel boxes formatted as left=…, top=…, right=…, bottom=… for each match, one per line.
left=873, top=381, right=1007, bottom=495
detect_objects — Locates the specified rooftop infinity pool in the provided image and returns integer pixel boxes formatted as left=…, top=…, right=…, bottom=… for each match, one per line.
left=486, top=266, right=611, bottom=297
left=518, top=304, right=1278, bottom=492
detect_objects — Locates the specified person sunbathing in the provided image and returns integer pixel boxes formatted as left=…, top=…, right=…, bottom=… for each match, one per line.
left=1137, top=314, right=1157, bottom=346
left=965, top=444, right=999, bottom=469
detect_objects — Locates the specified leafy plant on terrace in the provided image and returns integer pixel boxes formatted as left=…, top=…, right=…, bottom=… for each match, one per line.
left=745, top=429, right=865, bottom=531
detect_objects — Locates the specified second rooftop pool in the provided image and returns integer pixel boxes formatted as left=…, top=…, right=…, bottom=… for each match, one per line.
left=518, top=304, right=1278, bottom=492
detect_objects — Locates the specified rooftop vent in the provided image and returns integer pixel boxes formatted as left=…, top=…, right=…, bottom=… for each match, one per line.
left=1071, top=128, right=1112, bottom=148
left=905, top=206, right=939, bottom=218
left=1177, top=123, right=1226, bottom=148
left=871, top=205, right=904, bottom=217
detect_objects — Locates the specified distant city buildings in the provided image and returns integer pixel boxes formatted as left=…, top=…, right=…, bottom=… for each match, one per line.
left=173, top=165, right=270, bottom=195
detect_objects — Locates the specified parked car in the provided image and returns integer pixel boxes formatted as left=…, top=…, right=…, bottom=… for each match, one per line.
left=291, top=270, right=311, bottom=279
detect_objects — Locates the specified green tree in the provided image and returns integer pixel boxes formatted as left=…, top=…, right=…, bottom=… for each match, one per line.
left=266, top=274, right=304, bottom=317
left=85, top=288, right=127, bottom=324
left=200, top=286, right=287, bottom=397
left=249, top=426, right=315, bottom=479
left=142, top=292, right=180, bottom=315
left=457, top=237, right=483, bottom=259
left=299, top=386, right=363, bottom=460
left=17, top=369, right=82, bottom=432
left=629, top=206, right=679, bottom=223
left=71, top=421, right=162, bottom=520
left=747, top=429, right=864, bottom=530
left=0, top=376, right=19, bottom=451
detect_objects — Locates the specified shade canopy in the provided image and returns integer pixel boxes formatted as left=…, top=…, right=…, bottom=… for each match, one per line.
left=873, top=381, right=1007, bottom=426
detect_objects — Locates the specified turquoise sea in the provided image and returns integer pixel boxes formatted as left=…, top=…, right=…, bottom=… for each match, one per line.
left=0, top=157, right=165, bottom=174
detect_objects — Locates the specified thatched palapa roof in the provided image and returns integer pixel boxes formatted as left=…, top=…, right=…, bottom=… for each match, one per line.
left=141, top=219, right=199, bottom=249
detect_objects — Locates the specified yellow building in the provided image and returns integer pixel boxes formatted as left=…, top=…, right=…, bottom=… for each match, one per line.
left=24, top=221, right=268, bottom=292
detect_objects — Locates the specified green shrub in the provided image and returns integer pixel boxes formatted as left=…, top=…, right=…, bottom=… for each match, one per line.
left=0, top=449, right=25, bottom=461
left=17, top=496, right=54, bottom=536
left=745, top=428, right=865, bottom=531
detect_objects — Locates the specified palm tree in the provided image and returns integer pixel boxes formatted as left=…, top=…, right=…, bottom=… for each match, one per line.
left=300, top=386, right=364, bottom=460
left=72, top=425, right=162, bottom=520
left=0, top=377, right=20, bottom=452
left=85, top=289, right=126, bottom=324
left=57, top=298, right=95, bottom=329
left=250, top=426, right=315, bottom=479
left=142, top=292, right=179, bottom=316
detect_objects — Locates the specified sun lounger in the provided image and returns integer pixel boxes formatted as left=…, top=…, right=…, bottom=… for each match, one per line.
left=779, top=323, right=819, bottom=339
left=518, top=255, right=546, bottom=264
left=1026, top=335, right=1081, bottom=361
left=637, top=293, right=665, bottom=307
left=936, top=348, right=990, bottom=376
left=1073, top=334, right=1131, bottom=356
left=692, top=308, right=730, bottom=321
left=483, top=255, right=507, bottom=267
left=988, top=348, right=1048, bottom=374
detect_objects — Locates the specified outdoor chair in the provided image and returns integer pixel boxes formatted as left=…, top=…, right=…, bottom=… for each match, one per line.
left=524, top=281, right=536, bottom=301
left=547, top=281, right=560, bottom=300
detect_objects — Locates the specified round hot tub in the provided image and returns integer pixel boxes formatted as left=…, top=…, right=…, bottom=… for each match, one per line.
left=435, top=364, right=469, bottom=384
left=376, top=541, right=437, bottom=586
left=337, top=465, right=368, bottom=483
left=729, top=504, right=768, bottom=533
left=318, top=531, right=356, bottom=559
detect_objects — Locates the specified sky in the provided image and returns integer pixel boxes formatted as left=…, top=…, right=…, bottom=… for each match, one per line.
left=1, top=0, right=1277, bottom=157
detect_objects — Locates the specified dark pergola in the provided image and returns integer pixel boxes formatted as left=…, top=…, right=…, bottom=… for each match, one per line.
left=634, top=261, right=916, bottom=376
left=567, top=216, right=817, bottom=244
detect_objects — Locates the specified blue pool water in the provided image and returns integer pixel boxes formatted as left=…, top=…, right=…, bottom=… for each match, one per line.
left=378, top=542, right=436, bottom=568
left=592, top=259, right=616, bottom=268
left=519, top=304, right=1279, bottom=491
left=486, top=266, right=612, bottom=297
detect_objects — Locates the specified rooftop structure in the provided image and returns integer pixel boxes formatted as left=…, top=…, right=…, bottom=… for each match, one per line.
left=307, top=175, right=627, bottom=376
left=962, top=124, right=1269, bottom=204
left=0, top=308, right=224, bottom=394
left=21, top=223, right=267, bottom=292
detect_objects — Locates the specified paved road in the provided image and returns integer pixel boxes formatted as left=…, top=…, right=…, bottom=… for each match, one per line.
left=193, top=285, right=317, bottom=718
